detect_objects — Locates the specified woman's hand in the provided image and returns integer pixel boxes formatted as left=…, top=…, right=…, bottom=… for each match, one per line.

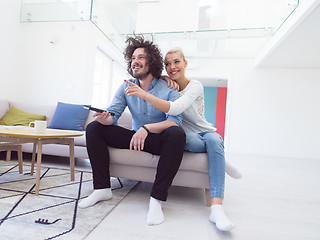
left=130, top=127, right=148, bottom=151
left=93, top=111, right=113, bottom=125
left=124, top=80, right=147, bottom=100
left=161, top=75, right=179, bottom=91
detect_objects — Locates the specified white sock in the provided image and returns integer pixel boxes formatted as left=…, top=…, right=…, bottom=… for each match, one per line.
left=78, top=188, right=112, bottom=208
left=225, top=161, right=242, bottom=179
left=147, top=197, right=164, bottom=225
left=209, top=205, right=235, bottom=231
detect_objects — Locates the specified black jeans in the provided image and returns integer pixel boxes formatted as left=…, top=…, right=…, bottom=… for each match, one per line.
left=85, top=121, right=186, bottom=201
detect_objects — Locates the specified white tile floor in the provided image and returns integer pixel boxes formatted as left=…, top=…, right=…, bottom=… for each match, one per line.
left=84, top=154, right=320, bottom=240
left=3, top=153, right=320, bottom=240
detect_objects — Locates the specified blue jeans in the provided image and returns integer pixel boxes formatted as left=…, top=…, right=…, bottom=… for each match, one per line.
left=185, top=131, right=225, bottom=199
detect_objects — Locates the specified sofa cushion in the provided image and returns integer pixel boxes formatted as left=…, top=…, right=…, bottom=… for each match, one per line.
left=109, top=148, right=209, bottom=174
left=0, top=106, right=46, bottom=126
left=48, top=102, right=90, bottom=131
left=117, top=110, right=132, bottom=130
left=9, top=102, right=56, bottom=125
left=0, top=125, right=29, bottom=130
left=73, top=134, right=86, bottom=146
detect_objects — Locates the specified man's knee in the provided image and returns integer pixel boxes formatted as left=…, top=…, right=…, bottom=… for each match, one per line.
left=86, top=121, right=103, bottom=138
left=162, top=126, right=186, bottom=144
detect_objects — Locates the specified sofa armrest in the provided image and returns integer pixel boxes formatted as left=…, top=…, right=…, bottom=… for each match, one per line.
left=0, top=99, right=10, bottom=119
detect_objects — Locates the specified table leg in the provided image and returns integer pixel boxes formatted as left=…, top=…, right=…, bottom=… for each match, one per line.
left=17, top=145, right=23, bottom=174
left=35, top=141, right=42, bottom=196
left=69, top=138, right=75, bottom=181
left=6, top=150, right=11, bottom=162
left=205, top=188, right=211, bottom=207
left=31, top=142, right=37, bottom=176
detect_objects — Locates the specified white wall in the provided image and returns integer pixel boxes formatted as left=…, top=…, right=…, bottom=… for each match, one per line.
left=186, top=58, right=253, bottom=86
left=17, top=21, right=97, bottom=105
left=0, top=0, right=98, bottom=106
left=225, top=68, right=320, bottom=160
left=0, top=0, right=21, bottom=99
left=186, top=57, right=320, bottom=161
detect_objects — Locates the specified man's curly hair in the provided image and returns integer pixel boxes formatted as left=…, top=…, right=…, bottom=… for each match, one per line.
left=124, top=35, right=163, bottom=79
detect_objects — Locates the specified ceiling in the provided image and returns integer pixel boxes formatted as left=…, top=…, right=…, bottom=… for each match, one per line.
left=92, top=0, right=299, bottom=60
left=256, top=2, right=320, bottom=68
left=20, top=0, right=320, bottom=70
left=20, top=0, right=299, bottom=60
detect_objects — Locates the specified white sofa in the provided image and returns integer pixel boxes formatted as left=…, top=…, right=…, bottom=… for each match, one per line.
left=0, top=100, right=212, bottom=203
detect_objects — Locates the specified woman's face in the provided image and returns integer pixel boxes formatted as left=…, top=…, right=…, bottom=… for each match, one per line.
left=164, top=52, right=187, bottom=80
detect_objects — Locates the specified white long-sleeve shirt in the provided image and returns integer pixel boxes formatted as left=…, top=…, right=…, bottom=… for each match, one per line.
left=167, top=80, right=216, bottom=133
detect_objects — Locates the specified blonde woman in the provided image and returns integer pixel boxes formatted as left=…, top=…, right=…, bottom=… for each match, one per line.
left=125, top=47, right=240, bottom=231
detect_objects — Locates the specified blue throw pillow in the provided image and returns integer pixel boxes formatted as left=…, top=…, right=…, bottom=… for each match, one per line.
left=48, top=102, right=90, bottom=131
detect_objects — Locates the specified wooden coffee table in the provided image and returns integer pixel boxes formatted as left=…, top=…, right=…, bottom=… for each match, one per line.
left=0, top=143, right=23, bottom=173
left=0, top=129, right=84, bottom=195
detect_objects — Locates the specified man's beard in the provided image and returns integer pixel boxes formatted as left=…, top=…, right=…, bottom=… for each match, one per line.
left=131, top=63, right=150, bottom=79
left=133, top=70, right=150, bottom=79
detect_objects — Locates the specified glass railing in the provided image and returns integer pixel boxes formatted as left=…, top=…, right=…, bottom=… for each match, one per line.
left=20, top=0, right=299, bottom=57
left=20, top=0, right=92, bottom=22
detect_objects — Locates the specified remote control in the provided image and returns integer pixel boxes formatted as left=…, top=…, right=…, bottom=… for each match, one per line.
left=84, top=105, right=115, bottom=116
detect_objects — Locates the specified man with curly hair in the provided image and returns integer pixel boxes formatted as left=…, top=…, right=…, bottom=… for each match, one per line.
left=79, top=35, right=186, bottom=226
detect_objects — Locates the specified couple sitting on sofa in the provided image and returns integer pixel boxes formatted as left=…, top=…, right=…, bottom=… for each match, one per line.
left=79, top=35, right=241, bottom=232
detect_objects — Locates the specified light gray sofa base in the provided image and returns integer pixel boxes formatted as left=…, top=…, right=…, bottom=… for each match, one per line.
left=21, top=143, right=210, bottom=190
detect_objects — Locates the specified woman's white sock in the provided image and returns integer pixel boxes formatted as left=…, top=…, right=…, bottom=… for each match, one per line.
left=225, top=161, right=242, bottom=179
left=147, top=197, right=164, bottom=225
left=78, top=188, right=112, bottom=208
left=209, top=205, right=235, bottom=231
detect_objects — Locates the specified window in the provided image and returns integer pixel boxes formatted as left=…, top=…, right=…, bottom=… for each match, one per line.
left=91, top=48, right=127, bottom=108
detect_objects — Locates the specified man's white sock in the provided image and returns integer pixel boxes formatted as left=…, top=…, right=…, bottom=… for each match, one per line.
left=147, top=197, right=164, bottom=225
left=225, top=161, right=242, bottom=179
left=209, top=205, right=235, bottom=231
left=78, top=188, right=112, bottom=208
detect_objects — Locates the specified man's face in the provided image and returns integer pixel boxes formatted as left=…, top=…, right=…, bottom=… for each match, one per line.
left=131, top=48, right=150, bottom=79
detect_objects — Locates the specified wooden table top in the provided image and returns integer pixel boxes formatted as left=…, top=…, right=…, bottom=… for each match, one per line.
left=0, top=128, right=84, bottom=139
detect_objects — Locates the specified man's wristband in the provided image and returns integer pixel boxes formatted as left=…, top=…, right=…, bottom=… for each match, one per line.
left=141, top=125, right=150, bottom=134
